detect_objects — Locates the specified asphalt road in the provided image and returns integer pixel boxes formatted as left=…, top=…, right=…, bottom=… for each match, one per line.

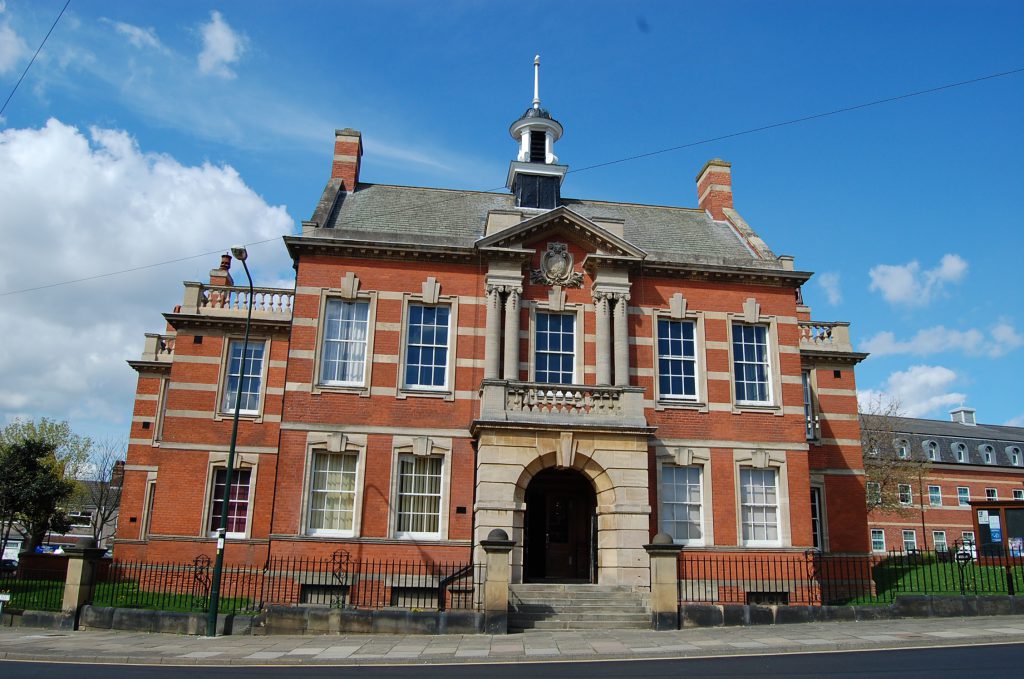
left=2, top=643, right=1024, bottom=678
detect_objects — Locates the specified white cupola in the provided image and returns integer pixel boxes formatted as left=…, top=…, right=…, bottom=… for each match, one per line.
left=506, top=55, right=568, bottom=210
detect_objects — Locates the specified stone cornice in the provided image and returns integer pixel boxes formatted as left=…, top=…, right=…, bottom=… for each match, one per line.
left=126, top=360, right=171, bottom=375
left=470, top=419, right=657, bottom=437
left=162, top=312, right=291, bottom=333
left=285, top=234, right=478, bottom=263
left=800, top=349, right=870, bottom=365
left=640, top=260, right=813, bottom=287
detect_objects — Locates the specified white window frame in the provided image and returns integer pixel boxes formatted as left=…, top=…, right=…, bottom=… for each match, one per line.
left=866, top=481, right=882, bottom=506
left=957, top=486, right=970, bottom=506
left=527, top=301, right=584, bottom=385
left=898, top=484, right=912, bottom=506
left=981, top=445, right=994, bottom=464
left=733, top=448, right=791, bottom=547
left=896, top=440, right=910, bottom=459
left=928, top=485, right=942, bottom=507
left=962, top=531, right=977, bottom=555
left=871, top=528, right=886, bottom=553
left=389, top=436, right=452, bottom=540
left=924, top=440, right=938, bottom=461
left=810, top=484, right=828, bottom=551
left=1013, top=489, right=1024, bottom=501
left=313, top=289, right=379, bottom=396
left=986, top=487, right=998, bottom=501
left=202, top=453, right=258, bottom=540
left=400, top=302, right=454, bottom=393
left=654, top=317, right=700, bottom=403
left=739, top=468, right=781, bottom=547
left=954, top=443, right=967, bottom=463
left=153, top=376, right=170, bottom=445
left=215, top=337, right=270, bottom=421
left=802, top=369, right=818, bottom=440
left=730, top=322, right=773, bottom=406
left=902, top=529, right=918, bottom=552
left=656, top=447, right=714, bottom=546
left=1009, top=447, right=1021, bottom=466
left=533, top=310, right=577, bottom=385
left=660, top=465, right=705, bottom=546
left=932, top=530, right=948, bottom=553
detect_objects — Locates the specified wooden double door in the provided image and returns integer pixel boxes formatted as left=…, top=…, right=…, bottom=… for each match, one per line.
left=524, top=468, right=596, bottom=582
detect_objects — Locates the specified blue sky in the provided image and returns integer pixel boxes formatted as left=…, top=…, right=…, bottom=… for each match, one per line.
left=0, top=0, right=1022, bottom=444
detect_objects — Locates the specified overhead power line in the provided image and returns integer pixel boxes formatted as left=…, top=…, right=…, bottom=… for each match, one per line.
left=0, top=0, right=71, bottom=118
left=2, top=65, right=1022, bottom=297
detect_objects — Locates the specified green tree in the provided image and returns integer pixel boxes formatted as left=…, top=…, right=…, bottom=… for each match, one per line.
left=0, top=417, right=92, bottom=480
left=0, top=425, right=83, bottom=555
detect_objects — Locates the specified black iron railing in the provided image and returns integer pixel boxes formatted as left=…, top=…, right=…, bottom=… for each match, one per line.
left=678, top=541, right=1024, bottom=606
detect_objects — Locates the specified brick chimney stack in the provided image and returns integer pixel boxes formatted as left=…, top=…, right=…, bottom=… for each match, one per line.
left=332, top=128, right=363, bottom=191
left=696, top=158, right=733, bottom=220
left=209, top=253, right=234, bottom=286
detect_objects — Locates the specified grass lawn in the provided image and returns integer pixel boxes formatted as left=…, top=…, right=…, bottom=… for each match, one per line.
left=91, top=580, right=255, bottom=614
left=0, top=579, right=64, bottom=612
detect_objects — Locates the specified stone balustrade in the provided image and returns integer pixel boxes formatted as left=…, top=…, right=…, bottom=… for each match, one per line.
left=478, top=380, right=647, bottom=428
left=180, top=282, right=294, bottom=319
left=139, top=333, right=175, bottom=362
left=798, top=321, right=853, bottom=353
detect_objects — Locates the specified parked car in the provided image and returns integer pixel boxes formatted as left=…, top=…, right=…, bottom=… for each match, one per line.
left=0, top=559, right=17, bottom=576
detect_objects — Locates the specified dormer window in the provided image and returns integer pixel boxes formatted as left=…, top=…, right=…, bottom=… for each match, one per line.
left=924, top=441, right=938, bottom=462
left=954, top=443, right=967, bottom=463
left=896, top=440, right=909, bottom=459
left=1009, top=447, right=1021, bottom=466
left=982, top=445, right=994, bottom=464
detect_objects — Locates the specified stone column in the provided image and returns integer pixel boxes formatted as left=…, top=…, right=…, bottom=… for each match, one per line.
left=502, top=287, right=521, bottom=381
left=644, top=533, right=683, bottom=630
left=594, top=292, right=612, bottom=385
left=613, top=293, right=630, bottom=386
left=61, top=546, right=107, bottom=621
left=484, top=285, right=502, bottom=380
left=480, top=529, right=515, bottom=634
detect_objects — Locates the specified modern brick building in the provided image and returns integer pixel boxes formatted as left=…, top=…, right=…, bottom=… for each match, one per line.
left=864, top=407, right=1024, bottom=555
left=116, top=65, right=870, bottom=592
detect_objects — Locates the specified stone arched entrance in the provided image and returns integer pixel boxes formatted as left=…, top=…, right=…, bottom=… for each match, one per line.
left=523, top=468, right=596, bottom=582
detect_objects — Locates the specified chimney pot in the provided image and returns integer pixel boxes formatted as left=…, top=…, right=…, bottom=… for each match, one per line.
left=220, top=254, right=232, bottom=271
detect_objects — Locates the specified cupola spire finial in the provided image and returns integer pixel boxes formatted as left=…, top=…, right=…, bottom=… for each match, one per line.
left=533, top=54, right=541, bottom=109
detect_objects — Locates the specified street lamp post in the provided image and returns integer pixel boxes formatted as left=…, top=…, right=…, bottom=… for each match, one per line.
left=206, top=246, right=253, bottom=637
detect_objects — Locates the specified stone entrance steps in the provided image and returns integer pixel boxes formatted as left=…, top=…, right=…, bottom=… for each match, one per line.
left=508, top=583, right=650, bottom=631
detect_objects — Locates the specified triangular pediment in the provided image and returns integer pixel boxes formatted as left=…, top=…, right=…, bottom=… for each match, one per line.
left=475, top=206, right=646, bottom=259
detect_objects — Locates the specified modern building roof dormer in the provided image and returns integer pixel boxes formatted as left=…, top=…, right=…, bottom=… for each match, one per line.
left=506, top=55, right=568, bottom=210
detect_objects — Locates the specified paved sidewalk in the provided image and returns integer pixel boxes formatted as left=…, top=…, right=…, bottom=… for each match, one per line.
left=0, top=615, right=1022, bottom=666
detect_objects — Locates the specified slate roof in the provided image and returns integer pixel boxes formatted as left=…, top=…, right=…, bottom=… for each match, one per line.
left=875, top=416, right=1024, bottom=468
left=309, top=182, right=773, bottom=268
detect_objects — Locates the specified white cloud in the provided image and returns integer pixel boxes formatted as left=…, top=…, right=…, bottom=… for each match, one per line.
left=1006, top=414, right=1024, bottom=427
left=862, top=322, right=1023, bottom=358
left=0, top=8, right=29, bottom=75
left=868, top=254, right=968, bottom=306
left=197, top=10, right=246, bottom=79
left=0, top=119, right=294, bottom=430
left=106, top=20, right=166, bottom=52
left=858, top=365, right=966, bottom=418
left=816, top=271, right=842, bottom=306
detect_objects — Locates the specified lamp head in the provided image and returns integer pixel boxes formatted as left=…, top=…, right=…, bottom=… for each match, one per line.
left=230, top=246, right=248, bottom=262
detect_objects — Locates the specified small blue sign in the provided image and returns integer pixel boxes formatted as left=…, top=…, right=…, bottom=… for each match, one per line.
left=991, top=528, right=1003, bottom=542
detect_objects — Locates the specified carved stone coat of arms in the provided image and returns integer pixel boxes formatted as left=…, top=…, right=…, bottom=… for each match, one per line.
left=531, top=242, right=584, bottom=288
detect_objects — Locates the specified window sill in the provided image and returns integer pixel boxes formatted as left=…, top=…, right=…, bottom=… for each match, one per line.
left=214, top=411, right=263, bottom=423
left=312, top=383, right=370, bottom=397
left=396, top=387, right=454, bottom=402
left=394, top=532, right=442, bottom=541
left=655, top=399, right=707, bottom=413
left=306, top=530, right=356, bottom=538
left=732, top=402, right=782, bottom=416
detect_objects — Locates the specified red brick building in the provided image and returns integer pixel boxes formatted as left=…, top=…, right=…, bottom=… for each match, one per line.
left=864, top=408, right=1024, bottom=555
left=116, top=73, right=869, bottom=590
